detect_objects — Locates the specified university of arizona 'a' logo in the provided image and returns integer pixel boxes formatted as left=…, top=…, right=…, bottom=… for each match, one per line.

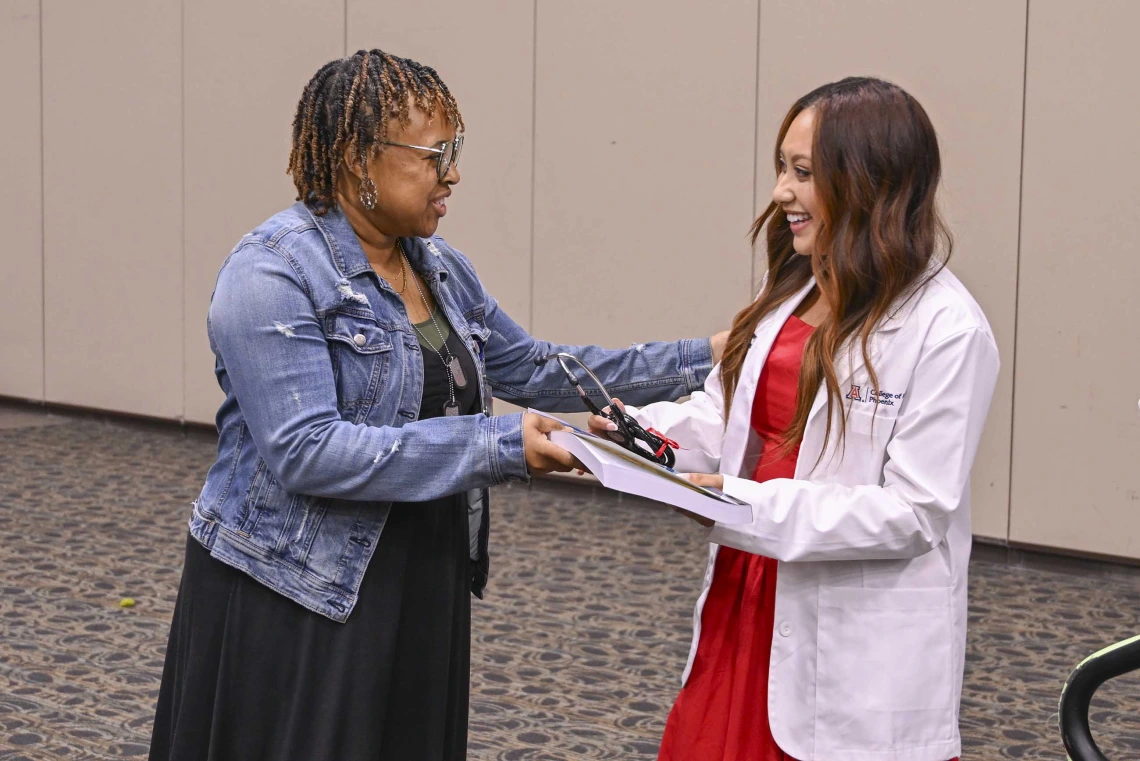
left=846, top=385, right=863, bottom=402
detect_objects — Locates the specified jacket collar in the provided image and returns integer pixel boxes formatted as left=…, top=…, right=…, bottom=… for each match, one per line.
left=305, top=203, right=450, bottom=283
left=400, top=235, right=450, bottom=283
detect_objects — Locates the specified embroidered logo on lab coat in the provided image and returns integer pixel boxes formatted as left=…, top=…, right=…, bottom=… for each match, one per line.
left=847, top=385, right=905, bottom=406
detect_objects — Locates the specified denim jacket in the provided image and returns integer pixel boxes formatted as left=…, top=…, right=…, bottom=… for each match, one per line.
left=189, top=202, right=714, bottom=622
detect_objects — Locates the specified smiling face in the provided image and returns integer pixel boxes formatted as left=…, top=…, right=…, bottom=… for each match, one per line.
left=349, top=102, right=461, bottom=239
left=771, top=108, right=822, bottom=257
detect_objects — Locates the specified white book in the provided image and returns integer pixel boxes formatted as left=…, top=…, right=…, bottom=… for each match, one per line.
left=532, top=411, right=752, bottom=525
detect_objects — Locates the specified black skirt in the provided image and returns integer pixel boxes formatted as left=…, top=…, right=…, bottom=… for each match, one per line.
left=149, top=498, right=471, bottom=761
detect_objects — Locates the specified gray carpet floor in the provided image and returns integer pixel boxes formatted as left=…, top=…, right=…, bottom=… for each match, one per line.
left=1, top=405, right=1139, bottom=759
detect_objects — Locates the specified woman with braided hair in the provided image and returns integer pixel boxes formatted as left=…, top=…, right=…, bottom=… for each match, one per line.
left=147, top=49, right=726, bottom=761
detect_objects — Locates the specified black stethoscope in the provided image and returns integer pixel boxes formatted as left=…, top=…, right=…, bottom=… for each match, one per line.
left=1060, top=634, right=1140, bottom=760
left=536, top=352, right=679, bottom=469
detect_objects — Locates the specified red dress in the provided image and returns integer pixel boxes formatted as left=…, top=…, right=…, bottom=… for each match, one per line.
left=658, top=315, right=954, bottom=761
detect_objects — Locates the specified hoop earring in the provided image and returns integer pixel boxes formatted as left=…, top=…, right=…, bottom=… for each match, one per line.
left=359, top=172, right=377, bottom=210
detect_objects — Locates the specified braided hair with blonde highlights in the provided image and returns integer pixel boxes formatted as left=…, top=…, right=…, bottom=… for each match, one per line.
left=288, top=49, right=464, bottom=215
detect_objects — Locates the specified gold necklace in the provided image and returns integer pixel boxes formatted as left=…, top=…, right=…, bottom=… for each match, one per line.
left=383, top=243, right=408, bottom=294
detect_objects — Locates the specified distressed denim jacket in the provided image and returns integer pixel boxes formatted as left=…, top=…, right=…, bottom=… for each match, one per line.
left=189, top=202, right=714, bottom=622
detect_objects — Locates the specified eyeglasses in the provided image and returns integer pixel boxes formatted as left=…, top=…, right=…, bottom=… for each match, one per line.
left=378, top=134, right=464, bottom=180
left=537, top=352, right=678, bottom=469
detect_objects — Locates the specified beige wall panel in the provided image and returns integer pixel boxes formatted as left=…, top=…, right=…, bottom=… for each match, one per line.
left=42, top=0, right=182, bottom=417
left=532, top=1, right=757, bottom=348
left=0, top=0, right=44, bottom=401
left=348, top=1, right=534, bottom=329
left=754, top=0, right=1027, bottom=539
left=183, top=0, right=344, bottom=425
left=1010, top=1, right=1140, bottom=558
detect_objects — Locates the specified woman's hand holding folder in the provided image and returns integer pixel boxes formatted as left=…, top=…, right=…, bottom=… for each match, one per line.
left=588, top=399, right=720, bottom=527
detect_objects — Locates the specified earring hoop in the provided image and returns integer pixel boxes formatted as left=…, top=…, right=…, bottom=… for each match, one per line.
left=359, top=174, right=377, bottom=210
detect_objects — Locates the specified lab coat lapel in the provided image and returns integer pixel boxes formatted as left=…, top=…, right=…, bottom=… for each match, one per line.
left=721, top=279, right=817, bottom=477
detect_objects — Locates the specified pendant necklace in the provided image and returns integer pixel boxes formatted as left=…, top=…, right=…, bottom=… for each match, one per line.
left=404, top=245, right=467, bottom=416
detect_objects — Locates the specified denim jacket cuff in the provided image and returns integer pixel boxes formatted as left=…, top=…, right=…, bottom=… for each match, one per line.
left=681, top=337, right=714, bottom=393
left=490, top=412, right=530, bottom=484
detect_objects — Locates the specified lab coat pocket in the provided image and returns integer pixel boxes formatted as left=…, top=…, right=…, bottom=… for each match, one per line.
left=816, top=585, right=954, bottom=750
left=840, top=406, right=896, bottom=484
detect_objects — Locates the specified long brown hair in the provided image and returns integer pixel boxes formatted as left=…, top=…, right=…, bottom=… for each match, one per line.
left=721, top=77, right=950, bottom=463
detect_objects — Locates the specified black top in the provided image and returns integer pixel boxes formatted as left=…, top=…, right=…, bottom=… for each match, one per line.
left=413, top=309, right=480, bottom=419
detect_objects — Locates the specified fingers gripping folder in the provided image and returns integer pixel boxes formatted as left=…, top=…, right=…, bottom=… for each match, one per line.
left=528, top=407, right=752, bottom=525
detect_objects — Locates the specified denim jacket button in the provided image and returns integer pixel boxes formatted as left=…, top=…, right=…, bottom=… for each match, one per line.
left=353, top=333, right=367, bottom=347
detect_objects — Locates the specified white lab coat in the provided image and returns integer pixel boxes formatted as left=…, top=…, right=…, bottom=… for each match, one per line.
left=628, top=267, right=999, bottom=761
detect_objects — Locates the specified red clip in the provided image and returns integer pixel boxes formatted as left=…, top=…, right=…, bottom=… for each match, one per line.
left=647, top=428, right=683, bottom=459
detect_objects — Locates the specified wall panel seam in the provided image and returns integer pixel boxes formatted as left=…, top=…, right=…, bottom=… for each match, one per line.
left=1006, top=0, right=1032, bottom=541
left=180, top=0, right=187, bottom=421
left=751, top=0, right=762, bottom=293
left=528, top=0, right=538, bottom=331
left=38, top=0, right=45, bottom=402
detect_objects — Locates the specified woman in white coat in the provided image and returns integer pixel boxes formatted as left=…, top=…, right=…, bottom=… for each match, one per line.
left=593, top=77, right=999, bottom=761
